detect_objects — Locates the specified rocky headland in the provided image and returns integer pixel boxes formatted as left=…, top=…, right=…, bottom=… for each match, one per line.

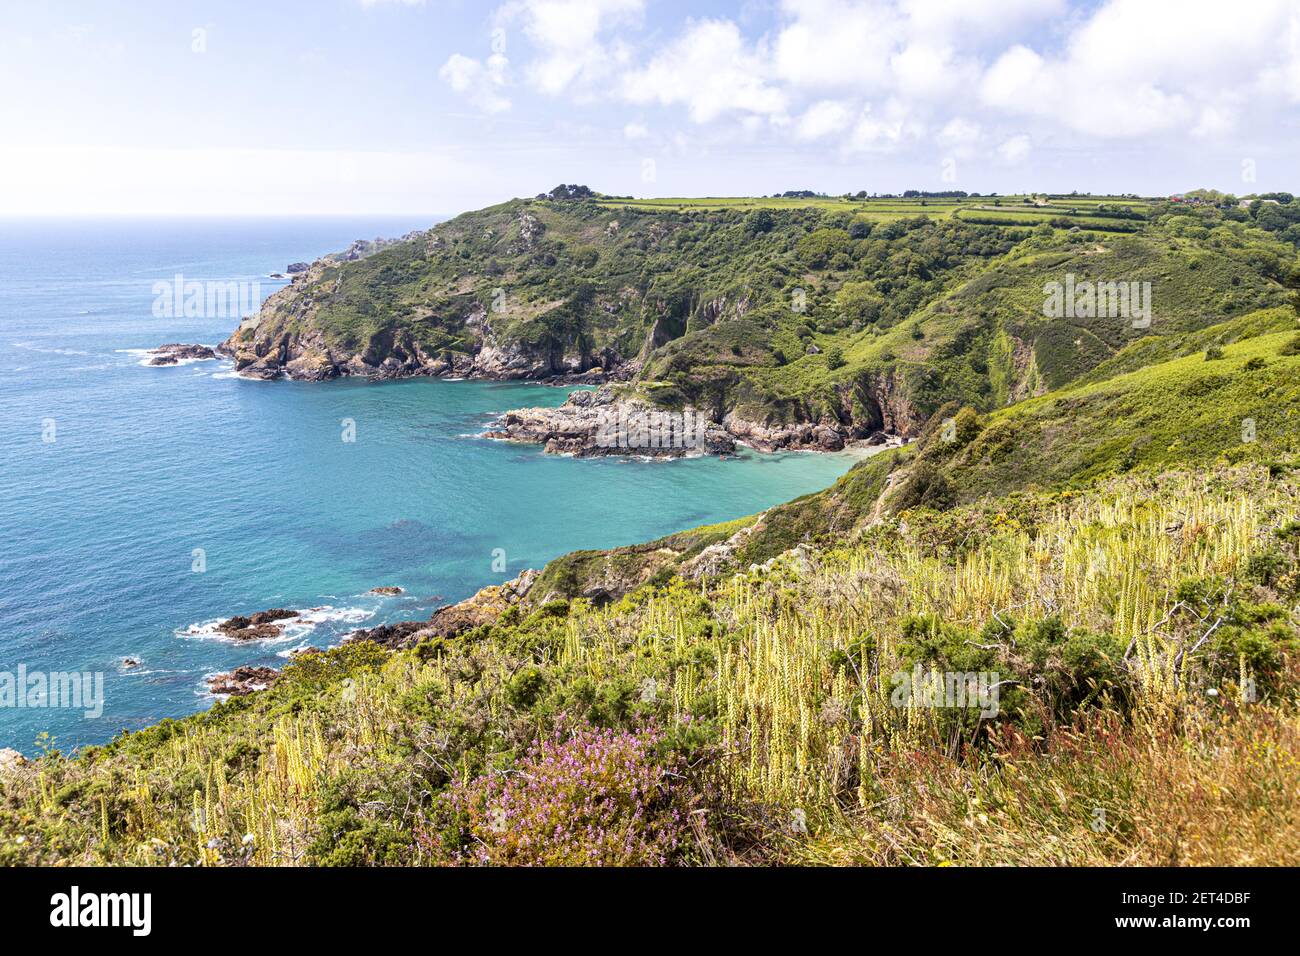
left=485, top=385, right=907, bottom=458
left=483, top=387, right=737, bottom=458
left=207, top=666, right=281, bottom=697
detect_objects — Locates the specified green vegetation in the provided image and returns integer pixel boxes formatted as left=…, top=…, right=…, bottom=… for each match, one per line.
left=6, top=187, right=1300, bottom=867
left=4, top=470, right=1297, bottom=866
left=239, top=187, right=1296, bottom=447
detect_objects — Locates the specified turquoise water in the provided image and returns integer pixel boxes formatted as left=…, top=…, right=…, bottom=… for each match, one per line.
left=0, top=218, right=857, bottom=753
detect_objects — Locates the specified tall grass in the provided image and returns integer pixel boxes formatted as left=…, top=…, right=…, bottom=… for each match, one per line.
left=3, top=468, right=1295, bottom=865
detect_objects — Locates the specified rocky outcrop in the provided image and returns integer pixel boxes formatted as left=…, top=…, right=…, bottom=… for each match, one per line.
left=490, top=375, right=917, bottom=458
left=286, top=262, right=310, bottom=274
left=349, top=570, right=538, bottom=649
left=485, top=387, right=736, bottom=458
left=216, top=609, right=298, bottom=642
left=221, top=311, right=622, bottom=384
left=368, top=586, right=404, bottom=596
left=147, top=343, right=217, bottom=365
left=680, top=520, right=767, bottom=580
left=0, top=748, right=28, bottom=775
left=208, top=666, right=280, bottom=697
left=721, top=414, right=848, bottom=451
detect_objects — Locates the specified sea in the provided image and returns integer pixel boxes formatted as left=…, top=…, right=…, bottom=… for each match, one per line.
left=0, top=216, right=859, bottom=753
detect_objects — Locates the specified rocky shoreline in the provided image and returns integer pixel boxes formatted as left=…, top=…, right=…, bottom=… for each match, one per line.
left=201, top=573, right=542, bottom=698
left=482, top=387, right=737, bottom=458
left=484, top=385, right=905, bottom=458
left=156, top=334, right=904, bottom=458
left=215, top=608, right=299, bottom=642
left=214, top=336, right=627, bottom=385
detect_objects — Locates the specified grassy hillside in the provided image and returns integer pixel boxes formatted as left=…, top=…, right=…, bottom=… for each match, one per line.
left=533, top=313, right=1300, bottom=589
left=3, top=467, right=1296, bottom=865
left=229, top=189, right=1295, bottom=448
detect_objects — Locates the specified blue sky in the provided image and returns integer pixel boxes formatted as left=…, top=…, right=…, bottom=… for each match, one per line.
left=3, top=0, right=1299, bottom=215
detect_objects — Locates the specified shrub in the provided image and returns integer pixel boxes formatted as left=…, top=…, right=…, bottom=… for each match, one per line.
left=1205, top=345, right=1225, bottom=360
left=443, top=724, right=690, bottom=866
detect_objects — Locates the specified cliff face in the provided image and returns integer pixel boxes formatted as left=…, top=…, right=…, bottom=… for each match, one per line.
left=219, top=273, right=621, bottom=383
left=217, top=196, right=1261, bottom=455
left=214, top=202, right=942, bottom=455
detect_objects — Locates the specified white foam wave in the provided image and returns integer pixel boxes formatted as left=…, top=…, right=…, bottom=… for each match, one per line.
left=175, top=604, right=375, bottom=646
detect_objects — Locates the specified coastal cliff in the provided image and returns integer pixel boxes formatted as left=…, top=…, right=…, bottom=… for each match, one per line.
left=212, top=190, right=1282, bottom=464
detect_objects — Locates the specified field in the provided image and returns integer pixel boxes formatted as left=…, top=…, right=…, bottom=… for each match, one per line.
left=595, top=193, right=1153, bottom=230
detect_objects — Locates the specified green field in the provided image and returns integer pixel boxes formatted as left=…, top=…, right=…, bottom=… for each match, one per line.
left=594, top=193, right=1153, bottom=227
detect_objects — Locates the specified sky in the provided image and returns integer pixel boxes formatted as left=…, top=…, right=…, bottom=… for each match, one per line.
left=2, top=0, right=1299, bottom=216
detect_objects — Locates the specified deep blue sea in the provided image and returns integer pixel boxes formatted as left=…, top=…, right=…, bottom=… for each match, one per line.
left=0, top=217, right=858, bottom=753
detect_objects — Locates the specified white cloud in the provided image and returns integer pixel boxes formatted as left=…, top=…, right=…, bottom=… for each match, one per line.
left=997, top=133, right=1032, bottom=164
left=623, top=121, right=649, bottom=140
left=795, top=100, right=853, bottom=139
left=889, top=42, right=969, bottom=100
left=439, top=52, right=511, bottom=113
left=979, top=0, right=1300, bottom=139
left=620, top=19, right=788, bottom=122
left=773, top=0, right=901, bottom=91
left=936, top=116, right=981, bottom=155
left=845, top=101, right=922, bottom=152
left=446, top=0, right=1300, bottom=161
left=501, top=0, right=643, bottom=95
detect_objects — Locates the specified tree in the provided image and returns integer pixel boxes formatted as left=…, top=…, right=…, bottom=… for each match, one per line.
left=797, top=228, right=851, bottom=267
left=836, top=280, right=886, bottom=328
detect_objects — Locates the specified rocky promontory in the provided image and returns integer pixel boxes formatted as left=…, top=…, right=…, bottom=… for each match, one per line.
left=349, top=570, right=538, bottom=649
left=485, top=385, right=912, bottom=458
left=483, top=387, right=736, bottom=458
left=208, top=666, right=280, bottom=697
